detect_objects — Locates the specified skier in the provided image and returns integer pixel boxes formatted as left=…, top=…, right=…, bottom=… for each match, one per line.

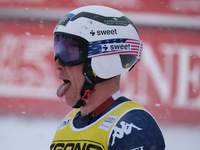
left=51, top=5, right=165, bottom=150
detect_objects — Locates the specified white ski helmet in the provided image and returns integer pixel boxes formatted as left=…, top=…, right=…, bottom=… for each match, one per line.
left=54, top=5, right=143, bottom=79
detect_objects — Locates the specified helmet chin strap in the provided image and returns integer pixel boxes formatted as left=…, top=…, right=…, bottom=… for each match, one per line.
left=72, top=59, right=107, bottom=108
left=72, top=79, right=95, bottom=108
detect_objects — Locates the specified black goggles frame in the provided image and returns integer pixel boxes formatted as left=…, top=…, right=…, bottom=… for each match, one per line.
left=54, top=32, right=88, bottom=66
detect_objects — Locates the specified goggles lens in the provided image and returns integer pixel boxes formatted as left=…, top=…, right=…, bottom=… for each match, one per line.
left=54, top=34, right=81, bottom=66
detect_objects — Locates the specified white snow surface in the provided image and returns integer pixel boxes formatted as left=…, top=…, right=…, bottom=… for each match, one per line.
left=0, top=115, right=200, bottom=150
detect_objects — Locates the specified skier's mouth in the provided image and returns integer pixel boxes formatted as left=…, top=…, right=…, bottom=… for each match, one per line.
left=57, top=80, right=71, bottom=97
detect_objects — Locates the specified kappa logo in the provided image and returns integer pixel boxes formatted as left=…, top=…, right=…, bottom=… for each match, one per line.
left=90, top=29, right=117, bottom=36
left=111, top=121, right=142, bottom=146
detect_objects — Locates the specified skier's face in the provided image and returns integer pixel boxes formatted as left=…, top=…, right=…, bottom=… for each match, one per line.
left=54, top=58, right=85, bottom=106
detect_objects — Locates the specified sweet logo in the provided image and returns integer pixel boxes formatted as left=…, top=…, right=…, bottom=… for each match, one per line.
left=103, top=45, right=108, bottom=51
left=102, top=43, right=131, bottom=52
left=90, top=30, right=95, bottom=36
left=90, top=29, right=117, bottom=36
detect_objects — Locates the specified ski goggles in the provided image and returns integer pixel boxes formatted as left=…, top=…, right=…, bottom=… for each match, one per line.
left=54, top=33, right=143, bottom=67
left=54, top=33, right=88, bottom=66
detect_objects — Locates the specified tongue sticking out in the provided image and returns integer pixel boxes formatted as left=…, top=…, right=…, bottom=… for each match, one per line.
left=57, top=81, right=71, bottom=97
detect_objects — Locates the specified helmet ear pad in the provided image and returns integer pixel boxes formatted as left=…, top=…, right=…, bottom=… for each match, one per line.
left=91, top=54, right=129, bottom=79
left=82, top=59, right=107, bottom=84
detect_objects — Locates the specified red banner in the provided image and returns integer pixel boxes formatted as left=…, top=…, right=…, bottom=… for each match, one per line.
left=0, top=20, right=199, bottom=125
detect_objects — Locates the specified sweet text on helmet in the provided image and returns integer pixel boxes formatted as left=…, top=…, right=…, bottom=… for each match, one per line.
left=90, top=29, right=117, bottom=36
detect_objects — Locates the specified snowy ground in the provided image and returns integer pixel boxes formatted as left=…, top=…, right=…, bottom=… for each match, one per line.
left=0, top=115, right=200, bottom=150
